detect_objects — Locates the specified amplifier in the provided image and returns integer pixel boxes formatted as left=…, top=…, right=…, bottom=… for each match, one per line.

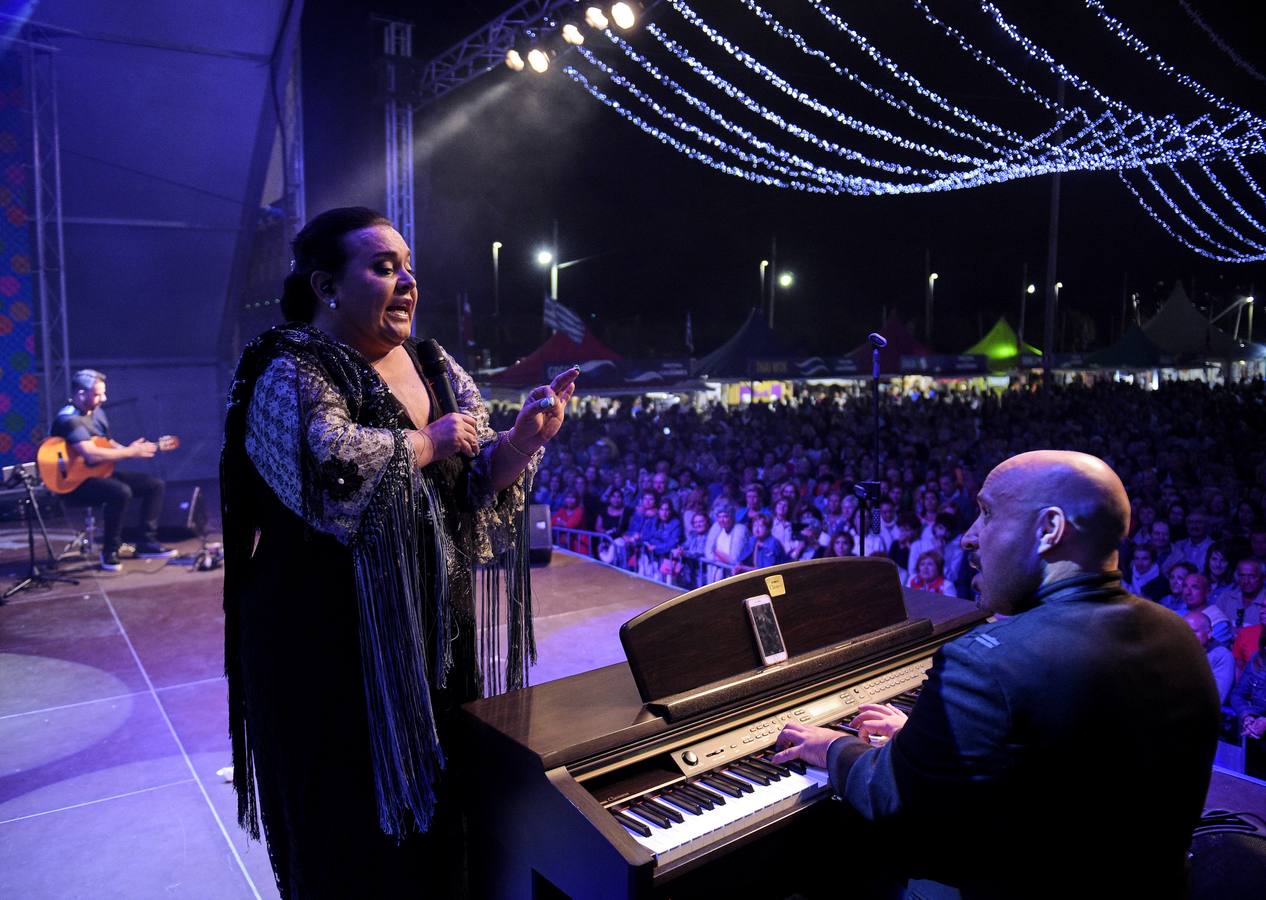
left=157, top=484, right=208, bottom=539
left=528, top=503, right=552, bottom=566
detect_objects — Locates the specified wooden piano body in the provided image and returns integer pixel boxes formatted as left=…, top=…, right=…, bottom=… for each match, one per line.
left=456, top=557, right=985, bottom=898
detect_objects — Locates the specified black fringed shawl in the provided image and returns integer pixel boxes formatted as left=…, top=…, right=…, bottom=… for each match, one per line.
left=222, top=324, right=536, bottom=841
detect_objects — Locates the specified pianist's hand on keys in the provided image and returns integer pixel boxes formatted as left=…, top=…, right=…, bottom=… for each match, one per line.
left=770, top=722, right=848, bottom=768
left=773, top=703, right=909, bottom=767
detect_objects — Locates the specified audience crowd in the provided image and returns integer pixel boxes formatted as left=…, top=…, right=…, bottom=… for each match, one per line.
left=507, top=378, right=1266, bottom=767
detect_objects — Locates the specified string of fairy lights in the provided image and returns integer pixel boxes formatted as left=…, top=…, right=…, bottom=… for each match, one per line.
left=506, top=1, right=1266, bottom=261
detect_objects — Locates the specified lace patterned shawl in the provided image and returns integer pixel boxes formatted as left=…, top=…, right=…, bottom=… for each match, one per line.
left=222, top=323, right=537, bottom=840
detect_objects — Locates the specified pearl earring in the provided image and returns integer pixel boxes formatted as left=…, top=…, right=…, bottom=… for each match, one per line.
left=327, top=297, right=338, bottom=310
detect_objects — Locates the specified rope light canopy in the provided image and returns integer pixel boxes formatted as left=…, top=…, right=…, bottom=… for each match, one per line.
left=505, top=0, right=1266, bottom=261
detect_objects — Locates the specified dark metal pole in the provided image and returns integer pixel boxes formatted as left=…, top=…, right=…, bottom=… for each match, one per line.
left=1043, top=82, right=1065, bottom=393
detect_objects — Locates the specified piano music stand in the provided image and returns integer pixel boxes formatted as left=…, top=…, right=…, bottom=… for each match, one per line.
left=2, top=466, right=78, bottom=603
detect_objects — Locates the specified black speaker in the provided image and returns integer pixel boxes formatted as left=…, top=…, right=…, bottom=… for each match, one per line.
left=157, top=485, right=207, bottom=540
left=528, top=503, right=552, bottom=566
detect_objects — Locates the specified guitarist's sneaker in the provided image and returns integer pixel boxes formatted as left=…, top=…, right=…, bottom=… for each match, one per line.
left=100, top=550, right=123, bottom=572
left=136, top=543, right=179, bottom=559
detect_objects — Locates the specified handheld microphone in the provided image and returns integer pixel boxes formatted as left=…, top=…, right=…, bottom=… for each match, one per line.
left=418, top=339, right=459, bottom=416
left=868, top=332, right=888, bottom=348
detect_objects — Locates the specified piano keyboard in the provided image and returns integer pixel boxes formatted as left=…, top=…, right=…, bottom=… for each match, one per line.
left=606, top=686, right=925, bottom=864
left=609, top=749, right=832, bottom=863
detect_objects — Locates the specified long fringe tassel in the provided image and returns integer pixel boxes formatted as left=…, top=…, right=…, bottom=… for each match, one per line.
left=351, top=445, right=448, bottom=839
left=476, top=502, right=537, bottom=695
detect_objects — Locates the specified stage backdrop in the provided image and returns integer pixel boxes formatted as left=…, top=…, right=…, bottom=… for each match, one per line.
left=0, top=55, right=41, bottom=470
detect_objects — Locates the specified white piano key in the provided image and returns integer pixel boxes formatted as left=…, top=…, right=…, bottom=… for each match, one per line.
left=622, top=763, right=833, bottom=862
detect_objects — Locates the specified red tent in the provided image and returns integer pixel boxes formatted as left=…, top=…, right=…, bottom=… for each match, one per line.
left=847, top=313, right=931, bottom=373
left=488, top=329, right=623, bottom=388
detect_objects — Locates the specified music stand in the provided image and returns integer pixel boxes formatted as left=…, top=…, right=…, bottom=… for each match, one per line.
left=2, top=466, right=78, bottom=603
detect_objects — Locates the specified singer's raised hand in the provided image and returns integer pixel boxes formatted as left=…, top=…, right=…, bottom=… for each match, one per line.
left=509, top=366, right=579, bottom=453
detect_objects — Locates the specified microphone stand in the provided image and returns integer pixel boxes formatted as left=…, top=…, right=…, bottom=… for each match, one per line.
left=854, top=338, right=884, bottom=559
left=2, top=468, right=77, bottom=602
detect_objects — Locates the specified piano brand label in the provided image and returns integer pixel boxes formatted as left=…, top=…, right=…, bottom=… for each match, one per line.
left=764, top=574, right=786, bottom=597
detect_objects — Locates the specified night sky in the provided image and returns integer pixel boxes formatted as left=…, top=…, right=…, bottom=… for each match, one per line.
left=300, top=1, right=1266, bottom=363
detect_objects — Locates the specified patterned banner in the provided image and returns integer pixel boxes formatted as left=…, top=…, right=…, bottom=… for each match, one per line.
left=0, top=56, right=40, bottom=469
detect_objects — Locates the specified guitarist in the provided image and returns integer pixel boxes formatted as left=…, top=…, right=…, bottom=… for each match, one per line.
left=50, top=369, right=178, bottom=571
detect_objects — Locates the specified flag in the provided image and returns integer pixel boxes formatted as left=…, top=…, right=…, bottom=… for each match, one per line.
left=544, top=295, right=585, bottom=343
left=685, top=312, right=694, bottom=354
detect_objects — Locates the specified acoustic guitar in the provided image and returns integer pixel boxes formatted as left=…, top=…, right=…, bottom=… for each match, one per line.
left=37, top=434, right=180, bottom=494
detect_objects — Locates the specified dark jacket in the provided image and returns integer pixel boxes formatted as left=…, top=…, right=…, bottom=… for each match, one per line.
left=827, top=572, right=1219, bottom=898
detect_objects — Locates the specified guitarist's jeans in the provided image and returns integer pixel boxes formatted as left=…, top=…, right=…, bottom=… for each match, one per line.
left=62, top=471, right=165, bottom=553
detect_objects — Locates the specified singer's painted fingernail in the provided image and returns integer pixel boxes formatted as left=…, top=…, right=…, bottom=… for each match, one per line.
left=536, top=396, right=555, bottom=410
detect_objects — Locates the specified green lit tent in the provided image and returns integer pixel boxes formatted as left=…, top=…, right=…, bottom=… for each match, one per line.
left=963, top=318, right=1041, bottom=371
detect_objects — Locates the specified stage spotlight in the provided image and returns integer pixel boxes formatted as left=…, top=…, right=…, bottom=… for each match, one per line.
left=584, top=6, right=609, bottom=29
left=610, top=2, right=642, bottom=30
left=561, top=23, right=584, bottom=45
left=504, top=48, right=525, bottom=71
left=527, top=47, right=552, bottom=73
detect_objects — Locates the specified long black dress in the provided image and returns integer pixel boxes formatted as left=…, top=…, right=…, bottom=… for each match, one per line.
left=222, top=325, right=537, bottom=898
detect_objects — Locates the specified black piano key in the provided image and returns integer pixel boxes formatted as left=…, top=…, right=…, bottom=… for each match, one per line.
left=727, top=763, right=771, bottom=786
left=700, top=775, right=744, bottom=798
left=708, top=770, right=755, bottom=794
left=781, top=757, right=808, bottom=775
left=641, top=798, right=684, bottom=823
left=745, top=757, right=788, bottom=778
left=613, top=810, right=652, bottom=837
left=679, top=783, right=722, bottom=808
left=630, top=802, right=672, bottom=828
left=661, top=790, right=703, bottom=815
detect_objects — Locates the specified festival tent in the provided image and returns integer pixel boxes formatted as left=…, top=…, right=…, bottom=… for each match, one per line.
left=1086, top=324, right=1171, bottom=369
left=1142, top=283, right=1242, bottom=359
left=963, top=318, right=1041, bottom=371
left=692, top=308, right=792, bottom=379
left=487, top=328, right=623, bottom=388
left=845, top=312, right=931, bottom=374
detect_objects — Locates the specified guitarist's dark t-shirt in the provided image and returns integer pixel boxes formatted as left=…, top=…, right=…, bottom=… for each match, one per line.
left=51, top=405, right=110, bottom=444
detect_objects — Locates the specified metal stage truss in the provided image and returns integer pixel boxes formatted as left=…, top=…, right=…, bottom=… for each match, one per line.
left=22, top=30, right=72, bottom=433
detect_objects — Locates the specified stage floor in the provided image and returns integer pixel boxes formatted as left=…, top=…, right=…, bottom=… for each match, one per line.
left=0, top=526, right=674, bottom=900
left=3, top=526, right=1261, bottom=898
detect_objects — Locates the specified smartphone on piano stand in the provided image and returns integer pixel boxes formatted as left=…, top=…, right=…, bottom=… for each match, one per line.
left=744, top=593, right=788, bottom=665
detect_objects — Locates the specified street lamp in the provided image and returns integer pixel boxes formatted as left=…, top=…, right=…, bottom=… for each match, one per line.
left=770, top=268, right=793, bottom=329
left=536, top=248, right=556, bottom=298
left=1019, top=282, right=1036, bottom=353
left=1249, top=295, right=1256, bottom=343
left=759, top=259, right=769, bottom=309
left=491, top=241, right=502, bottom=317
left=926, top=272, right=939, bottom=339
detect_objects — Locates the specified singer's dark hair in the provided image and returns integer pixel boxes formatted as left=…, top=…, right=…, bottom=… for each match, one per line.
left=280, top=207, right=392, bottom=323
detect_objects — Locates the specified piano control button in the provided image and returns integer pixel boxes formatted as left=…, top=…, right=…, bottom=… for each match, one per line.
left=742, top=736, right=755, bottom=744
left=728, top=763, right=771, bottom=786
left=708, top=771, right=754, bottom=794
left=730, top=742, right=739, bottom=749
left=705, top=748, right=726, bottom=758
left=631, top=802, right=672, bottom=828
left=642, top=798, right=685, bottom=823
left=662, top=791, right=703, bottom=815
left=794, top=709, right=805, bottom=714
left=701, top=776, right=743, bottom=798
left=613, top=810, right=652, bottom=837
left=682, top=751, right=699, bottom=766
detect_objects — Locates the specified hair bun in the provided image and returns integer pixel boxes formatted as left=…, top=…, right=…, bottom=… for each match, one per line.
left=280, top=271, right=318, bottom=323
